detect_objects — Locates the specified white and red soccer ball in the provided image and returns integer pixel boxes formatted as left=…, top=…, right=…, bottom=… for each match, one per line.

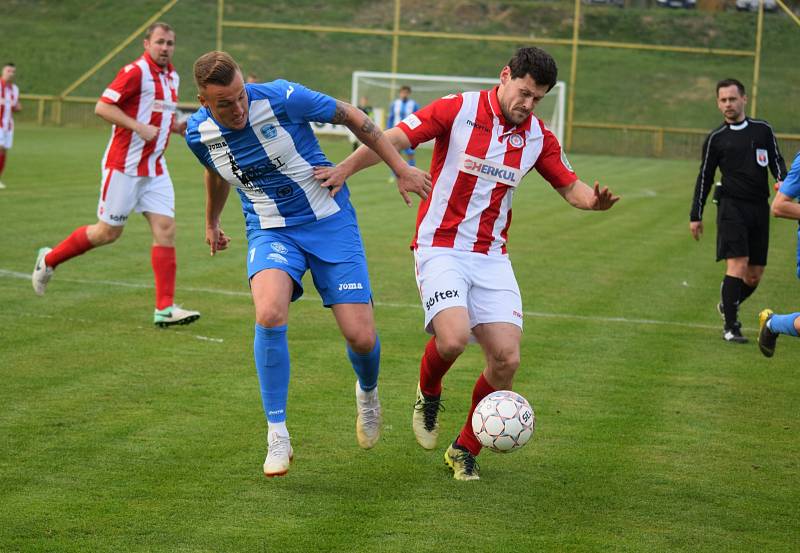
left=471, top=390, right=535, bottom=453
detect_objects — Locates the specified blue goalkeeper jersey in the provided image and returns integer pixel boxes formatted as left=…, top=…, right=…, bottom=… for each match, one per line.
left=185, top=80, right=348, bottom=230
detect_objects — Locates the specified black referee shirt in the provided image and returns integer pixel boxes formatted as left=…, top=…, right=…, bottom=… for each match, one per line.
left=690, top=117, right=787, bottom=222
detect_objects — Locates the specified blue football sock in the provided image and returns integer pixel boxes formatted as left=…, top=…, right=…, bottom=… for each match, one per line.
left=254, top=324, right=291, bottom=423
left=347, top=335, right=381, bottom=392
left=408, top=158, right=416, bottom=167
left=768, top=313, right=800, bottom=337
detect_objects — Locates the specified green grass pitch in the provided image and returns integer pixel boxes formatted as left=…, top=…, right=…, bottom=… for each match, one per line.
left=1, top=125, right=799, bottom=551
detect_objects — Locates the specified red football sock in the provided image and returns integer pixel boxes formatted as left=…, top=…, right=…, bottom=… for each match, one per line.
left=151, top=245, right=176, bottom=310
left=419, top=336, right=455, bottom=397
left=456, top=372, right=496, bottom=456
left=45, top=225, right=93, bottom=268
left=0, top=151, right=6, bottom=176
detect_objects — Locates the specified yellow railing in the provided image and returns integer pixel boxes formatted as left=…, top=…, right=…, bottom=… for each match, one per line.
left=19, top=0, right=800, bottom=160
left=19, top=93, right=800, bottom=160
left=217, top=0, right=789, bottom=151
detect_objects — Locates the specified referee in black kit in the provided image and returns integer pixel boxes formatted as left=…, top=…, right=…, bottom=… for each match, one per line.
left=690, top=78, right=787, bottom=343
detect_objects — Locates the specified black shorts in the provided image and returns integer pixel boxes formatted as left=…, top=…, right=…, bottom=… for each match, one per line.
left=715, top=197, right=769, bottom=265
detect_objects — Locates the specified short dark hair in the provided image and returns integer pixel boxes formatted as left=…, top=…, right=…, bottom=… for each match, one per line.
left=400, top=85, right=411, bottom=93
left=508, top=47, right=558, bottom=92
left=194, top=51, right=240, bottom=89
left=4, top=62, right=14, bottom=67
left=145, top=22, right=174, bottom=40
left=716, top=78, right=745, bottom=97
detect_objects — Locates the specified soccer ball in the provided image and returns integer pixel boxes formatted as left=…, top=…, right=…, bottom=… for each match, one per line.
left=471, top=390, right=535, bottom=453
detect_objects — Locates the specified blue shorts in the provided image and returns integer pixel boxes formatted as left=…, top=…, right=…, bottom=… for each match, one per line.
left=246, top=206, right=372, bottom=306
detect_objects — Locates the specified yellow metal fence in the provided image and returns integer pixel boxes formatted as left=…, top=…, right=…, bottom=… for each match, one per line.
left=20, top=94, right=799, bottom=161
left=18, top=0, right=800, bottom=160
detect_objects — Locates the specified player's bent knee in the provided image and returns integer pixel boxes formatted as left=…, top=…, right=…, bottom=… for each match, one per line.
left=435, top=334, right=469, bottom=360
left=255, top=307, right=288, bottom=328
left=489, top=349, right=520, bottom=374
left=346, top=330, right=377, bottom=354
left=89, top=223, right=124, bottom=246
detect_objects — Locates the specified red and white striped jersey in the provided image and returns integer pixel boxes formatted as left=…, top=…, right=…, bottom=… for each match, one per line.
left=99, top=52, right=179, bottom=177
left=398, top=87, right=577, bottom=255
left=0, top=79, right=19, bottom=133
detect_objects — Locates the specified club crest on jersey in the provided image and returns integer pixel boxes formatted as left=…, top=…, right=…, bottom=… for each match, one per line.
left=460, top=154, right=522, bottom=187
left=261, top=124, right=278, bottom=141
left=756, top=148, right=768, bottom=167
left=508, top=133, right=525, bottom=149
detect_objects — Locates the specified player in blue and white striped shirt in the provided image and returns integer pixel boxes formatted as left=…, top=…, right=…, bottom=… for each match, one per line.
left=387, top=85, right=419, bottom=169
left=758, top=151, right=800, bottom=358
left=185, top=51, right=431, bottom=477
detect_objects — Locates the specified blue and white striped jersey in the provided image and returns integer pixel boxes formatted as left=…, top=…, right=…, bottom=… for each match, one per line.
left=779, top=151, right=800, bottom=199
left=387, top=97, right=419, bottom=129
left=185, top=80, right=348, bottom=229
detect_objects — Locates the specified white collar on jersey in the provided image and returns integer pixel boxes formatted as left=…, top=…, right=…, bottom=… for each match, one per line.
left=728, top=119, right=749, bottom=131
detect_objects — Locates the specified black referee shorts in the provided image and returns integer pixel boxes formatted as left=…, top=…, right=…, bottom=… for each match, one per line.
left=715, top=197, right=770, bottom=265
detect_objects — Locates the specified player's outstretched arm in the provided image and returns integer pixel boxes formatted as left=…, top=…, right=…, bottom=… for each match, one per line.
left=771, top=191, right=800, bottom=221
left=314, top=101, right=431, bottom=206
left=205, top=169, right=231, bottom=256
left=557, top=179, right=620, bottom=211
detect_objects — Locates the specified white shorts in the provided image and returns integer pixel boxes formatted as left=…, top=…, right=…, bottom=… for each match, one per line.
left=97, top=168, right=175, bottom=226
left=0, top=128, right=13, bottom=149
left=413, top=247, right=523, bottom=335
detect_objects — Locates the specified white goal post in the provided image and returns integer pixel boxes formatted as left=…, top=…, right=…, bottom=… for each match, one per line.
left=348, top=70, right=566, bottom=146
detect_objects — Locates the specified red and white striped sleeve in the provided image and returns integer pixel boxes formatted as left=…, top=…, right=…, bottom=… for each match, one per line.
left=99, top=62, right=142, bottom=106
left=532, top=121, right=577, bottom=189
left=397, top=94, right=463, bottom=149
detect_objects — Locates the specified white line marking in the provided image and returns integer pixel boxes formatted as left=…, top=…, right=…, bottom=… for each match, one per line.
left=3, top=311, right=224, bottom=344
left=0, top=268, right=727, bottom=331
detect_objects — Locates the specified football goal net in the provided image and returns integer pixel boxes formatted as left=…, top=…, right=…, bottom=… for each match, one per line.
left=350, top=70, right=566, bottom=146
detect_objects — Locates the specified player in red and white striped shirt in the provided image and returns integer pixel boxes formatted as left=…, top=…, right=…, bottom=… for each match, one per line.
left=316, top=47, right=619, bottom=480
left=0, top=62, right=22, bottom=190
left=31, top=22, right=200, bottom=327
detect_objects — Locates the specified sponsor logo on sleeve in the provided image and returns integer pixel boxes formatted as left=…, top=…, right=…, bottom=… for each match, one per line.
left=756, top=148, right=768, bottom=167
left=403, top=113, right=422, bottom=129
left=459, top=154, right=522, bottom=187
left=102, top=88, right=121, bottom=102
left=561, top=150, right=574, bottom=172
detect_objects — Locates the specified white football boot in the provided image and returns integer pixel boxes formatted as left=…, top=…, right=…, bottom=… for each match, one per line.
left=263, top=431, right=293, bottom=477
left=32, top=247, right=54, bottom=296
left=355, top=381, right=381, bottom=449
left=153, top=304, right=201, bottom=327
